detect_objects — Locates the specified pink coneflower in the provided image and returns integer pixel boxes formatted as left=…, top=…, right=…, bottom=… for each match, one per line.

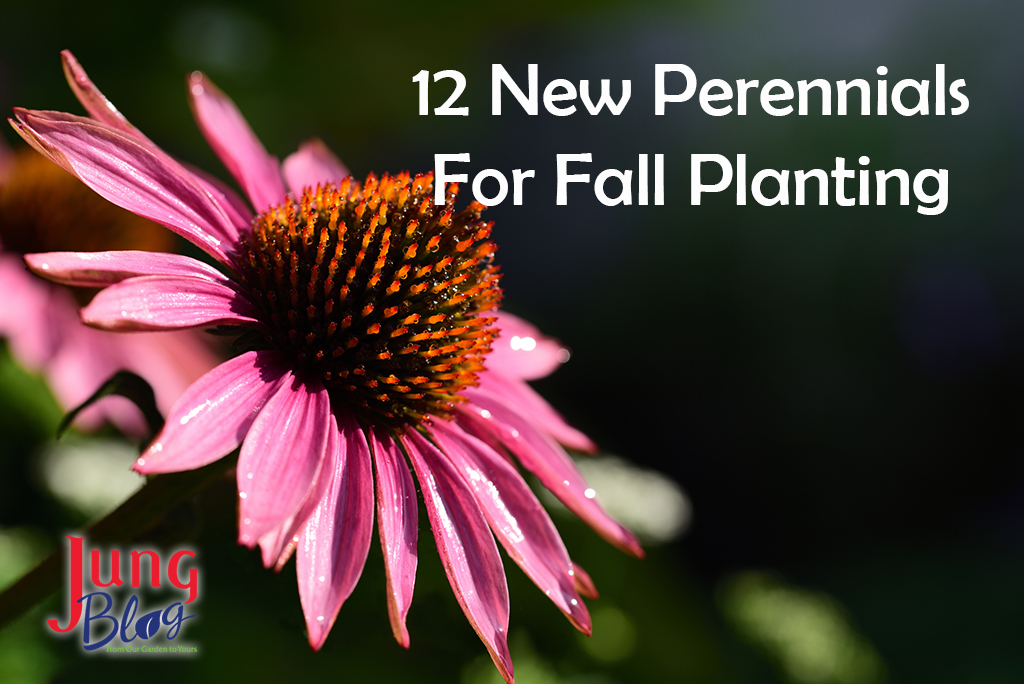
left=12, top=51, right=641, bottom=681
left=0, top=139, right=218, bottom=435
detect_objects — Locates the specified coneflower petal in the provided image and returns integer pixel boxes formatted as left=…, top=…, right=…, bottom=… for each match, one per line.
left=187, top=72, right=286, bottom=211
left=80, top=274, right=264, bottom=332
left=488, top=311, right=569, bottom=381
left=461, top=390, right=644, bottom=559
left=136, top=350, right=290, bottom=474
left=61, top=50, right=252, bottom=237
left=569, top=562, right=599, bottom=600
left=370, top=426, right=419, bottom=649
left=9, top=111, right=239, bottom=262
left=258, top=417, right=341, bottom=571
left=282, top=138, right=350, bottom=196
left=238, top=374, right=332, bottom=546
left=298, top=411, right=375, bottom=651
left=184, top=162, right=254, bottom=231
left=403, top=429, right=513, bottom=684
left=431, top=420, right=592, bottom=635
left=25, top=250, right=227, bottom=288
left=477, top=373, right=598, bottom=454
left=61, top=50, right=150, bottom=144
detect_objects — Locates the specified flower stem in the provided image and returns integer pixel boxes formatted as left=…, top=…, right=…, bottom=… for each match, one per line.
left=0, top=453, right=236, bottom=633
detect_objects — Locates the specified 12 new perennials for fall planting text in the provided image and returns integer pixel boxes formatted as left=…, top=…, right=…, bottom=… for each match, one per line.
left=415, top=64, right=964, bottom=215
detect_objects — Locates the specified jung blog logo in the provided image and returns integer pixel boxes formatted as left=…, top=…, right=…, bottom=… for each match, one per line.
left=47, top=536, right=199, bottom=654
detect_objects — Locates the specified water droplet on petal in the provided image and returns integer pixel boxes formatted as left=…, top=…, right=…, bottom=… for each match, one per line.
left=584, top=488, right=596, bottom=499
left=239, top=492, right=247, bottom=499
left=480, top=409, right=492, bottom=420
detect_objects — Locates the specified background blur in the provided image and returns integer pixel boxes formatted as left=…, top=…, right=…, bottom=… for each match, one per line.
left=2, top=0, right=1024, bottom=682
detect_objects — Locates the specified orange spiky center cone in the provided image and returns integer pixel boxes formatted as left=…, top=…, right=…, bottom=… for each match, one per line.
left=238, top=172, right=502, bottom=426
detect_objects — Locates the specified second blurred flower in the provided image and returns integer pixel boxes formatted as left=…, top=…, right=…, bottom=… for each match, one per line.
left=0, top=142, right=219, bottom=435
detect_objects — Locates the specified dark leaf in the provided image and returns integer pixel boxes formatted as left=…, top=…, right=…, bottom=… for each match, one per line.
left=57, top=371, right=164, bottom=439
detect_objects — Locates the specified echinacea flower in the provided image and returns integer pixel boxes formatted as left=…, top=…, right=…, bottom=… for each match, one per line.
left=11, top=52, right=642, bottom=681
left=0, top=138, right=218, bottom=435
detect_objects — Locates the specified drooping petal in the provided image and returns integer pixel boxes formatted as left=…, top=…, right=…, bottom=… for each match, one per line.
left=258, top=421, right=340, bottom=571
left=461, top=390, right=644, bottom=558
left=369, top=426, right=418, bottom=648
left=487, top=311, right=568, bottom=381
left=297, top=412, right=375, bottom=650
left=431, top=421, right=591, bottom=635
left=570, top=562, right=599, bottom=600
left=282, top=138, right=350, bottom=195
left=25, top=250, right=227, bottom=288
left=237, top=375, right=332, bottom=546
left=59, top=51, right=254, bottom=245
left=136, top=350, right=289, bottom=474
left=187, top=72, right=286, bottom=211
left=403, top=429, right=513, bottom=684
left=80, top=274, right=263, bottom=331
left=62, top=50, right=254, bottom=240
left=62, top=51, right=254, bottom=237
left=477, top=372, right=597, bottom=454
left=257, top=521, right=292, bottom=571
left=61, top=50, right=149, bottom=143
left=185, top=162, right=255, bottom=230
left=10, top=110, right=239, bottom=262
left=11, top=108, right=121, bottom=132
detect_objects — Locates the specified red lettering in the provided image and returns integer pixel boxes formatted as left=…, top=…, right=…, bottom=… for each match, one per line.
left=130, top=550, right=162, bottom=588
left=47, top=536, right=83, bottom=632
left=90, top=549, right=123, bottom=588
left=168, top=550, right=198, bottom=604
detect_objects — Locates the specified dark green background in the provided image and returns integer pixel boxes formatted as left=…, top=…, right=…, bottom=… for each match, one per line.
left=1, top=0, right=1023, bottom=682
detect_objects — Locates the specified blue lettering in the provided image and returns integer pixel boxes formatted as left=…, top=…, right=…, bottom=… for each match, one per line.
left=135, top=610, right=162, bottom=640
left=79, top=592, right=117, bottom=651
left=162, top=603, right=196, bottom=639
left=119, top=595, right=138, bottom=643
